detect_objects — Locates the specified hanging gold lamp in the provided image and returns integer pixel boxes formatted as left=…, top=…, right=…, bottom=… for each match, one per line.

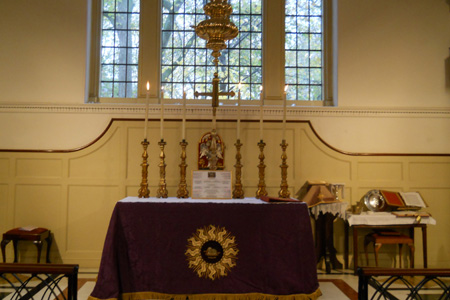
left=193, top=0, right=239, bottom=66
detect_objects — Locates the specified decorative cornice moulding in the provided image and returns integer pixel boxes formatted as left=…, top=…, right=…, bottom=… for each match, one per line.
left=0, top=103, right=449, bottom=119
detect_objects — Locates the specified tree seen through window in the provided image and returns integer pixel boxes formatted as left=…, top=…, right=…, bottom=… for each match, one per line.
left=100, top=0, right=140, bottom=98
left=161, top=0, right=262, bottom=100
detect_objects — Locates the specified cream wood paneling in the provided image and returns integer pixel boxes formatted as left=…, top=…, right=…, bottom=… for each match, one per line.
left=10, top=184, right=62, bottom=262
left=0, top=159, right=9, bottom=179
left=16, top=159, right=62, bottom=178
left=14, top=185, right=62, bottom=229
left=0, top=184, right=8, bottom=231
left=357, top=162, right=403, bottom=182
left=299, top=128, right=352, bottom=184
left=0, top=119, right=449, bottom=268
left=66, top=185, right=119, bottom=253
left=420, top=188, right=450, bottom=266
left=69, top=127, right=122, bottom=180
left=409, top=162, right=450, bottom=185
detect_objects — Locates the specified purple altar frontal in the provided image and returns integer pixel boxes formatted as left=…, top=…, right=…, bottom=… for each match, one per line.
left=88, top=197, right=320, bottom=300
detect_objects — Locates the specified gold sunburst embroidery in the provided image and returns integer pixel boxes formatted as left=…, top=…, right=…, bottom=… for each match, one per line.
left=185, top=225, right=238, bottom=280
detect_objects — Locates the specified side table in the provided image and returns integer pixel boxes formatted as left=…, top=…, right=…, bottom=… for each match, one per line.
left=310, top=202, right=348, bottom=273
left=344, top=212, right=436, bottom=274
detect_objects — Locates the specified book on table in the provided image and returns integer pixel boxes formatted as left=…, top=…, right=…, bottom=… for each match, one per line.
left=260, top=195, right=301, bottom=203
left=380, top=190, right=427, bottom=209
left=399, top=192, right=427, bottom=208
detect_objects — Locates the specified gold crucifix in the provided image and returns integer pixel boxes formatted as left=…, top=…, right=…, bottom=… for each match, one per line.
left=194, top=72, right=236, bottom=116
left=194, top=71, right=235, bottom=170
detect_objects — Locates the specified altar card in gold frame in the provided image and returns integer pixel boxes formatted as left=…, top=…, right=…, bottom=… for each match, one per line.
left=191, top=171, right=232, bottom=199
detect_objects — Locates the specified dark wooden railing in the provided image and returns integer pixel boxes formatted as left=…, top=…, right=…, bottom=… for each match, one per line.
left=358, top=267, right=450, bottom=300
left=0, top=263, right=78, bottom=300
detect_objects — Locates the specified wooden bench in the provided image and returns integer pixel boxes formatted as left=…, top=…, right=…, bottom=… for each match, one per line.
left=1, top=227, right=52, bottom=263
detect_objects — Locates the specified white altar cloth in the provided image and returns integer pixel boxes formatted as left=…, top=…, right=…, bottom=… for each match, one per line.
left=121, top=197, right=275, bottom=204
left=309, top=202, right=348, bottom=219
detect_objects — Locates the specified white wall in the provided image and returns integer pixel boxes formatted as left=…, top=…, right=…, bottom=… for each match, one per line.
left=0, top=0, right=449, bottom=154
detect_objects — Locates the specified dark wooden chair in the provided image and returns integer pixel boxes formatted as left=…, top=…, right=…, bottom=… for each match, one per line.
left=364, top=231, right=414, bottom=268
left=1, top=227, right=52, bottom=263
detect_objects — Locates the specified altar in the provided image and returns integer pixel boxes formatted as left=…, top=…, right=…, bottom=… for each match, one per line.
left=88, top=197, right=321, bottom=300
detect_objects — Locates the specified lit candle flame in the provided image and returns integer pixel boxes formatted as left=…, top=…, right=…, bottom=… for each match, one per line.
left=146, top=81, right=150, bottom=91
left=284, top=84, right=289, bottom=92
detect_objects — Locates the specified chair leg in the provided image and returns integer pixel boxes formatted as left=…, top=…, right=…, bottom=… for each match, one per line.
left=364, top=239, right=370, bottom=266
left=1, top=239, right=10, bottom=263
left=12, top=240, right=18, bottom=263
left=374, top=243, right=382, bottom=267
left=409, top=243, right=415, bottom=268
left=45, top=232, right=52, bottom=263
left=34, top=240, right=43, bottom=263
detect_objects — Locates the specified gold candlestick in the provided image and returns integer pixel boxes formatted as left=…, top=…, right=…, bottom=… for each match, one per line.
left=177, top=139, right=189, bottom=198
left=138, top=139, right=150, bottom=198
left=256, top=140, right=268, bottom=199
left=156, top=139, right=168, bottom=198
left=233, top=139, right=244, bottom=199
left=278, top=139, right=290, bottom=198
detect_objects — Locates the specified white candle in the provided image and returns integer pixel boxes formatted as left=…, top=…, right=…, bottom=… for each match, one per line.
left=160, top=87, right=164, bottom=140
left=237, top=83, right=241, bottom=140
left=182, top=89, right=186, bottom=140
left=259, top=86, right=263, bottom=141
left=283, top=85, right=288, bottom=141
left=144, top=81, right=150, bottom=140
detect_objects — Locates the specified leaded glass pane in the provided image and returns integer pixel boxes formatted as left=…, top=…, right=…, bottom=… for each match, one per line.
left=310, top=85, right=322, bottom=100
left=102, top=48, right=114, bottom=64
left=103, top=13, right=115, bottom=29
left=286, top=68, right=297, bottom=84
left=101, top=82, right=113, bottom=97
left=285, top=51, right=297, bottom=67
left=310, top=68, right=321, bottom=84
left=114, top=82, right=126, bottom=97
left=298, top=68, right=309, bottom=84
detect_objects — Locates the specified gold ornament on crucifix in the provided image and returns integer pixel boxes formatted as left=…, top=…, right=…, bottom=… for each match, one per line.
left=193, top=0, right=239, bottom=67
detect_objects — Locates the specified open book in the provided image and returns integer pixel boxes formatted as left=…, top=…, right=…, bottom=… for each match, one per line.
left=380, top=190, right=427, bottom=208
left=399, top=192, right=427, bottom=208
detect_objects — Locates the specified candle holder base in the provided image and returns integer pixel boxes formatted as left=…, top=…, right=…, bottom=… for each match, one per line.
left=233, top=139, right=244, bottom=199
left=177, top=139, right=189, bottom=198
left=256, top=140, right=268, bottom=199
left=278, top=139, right=290, bottom=198
left=157, top=139, right=168, bottom=198
left=138, top=139, right=150, bottom=198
